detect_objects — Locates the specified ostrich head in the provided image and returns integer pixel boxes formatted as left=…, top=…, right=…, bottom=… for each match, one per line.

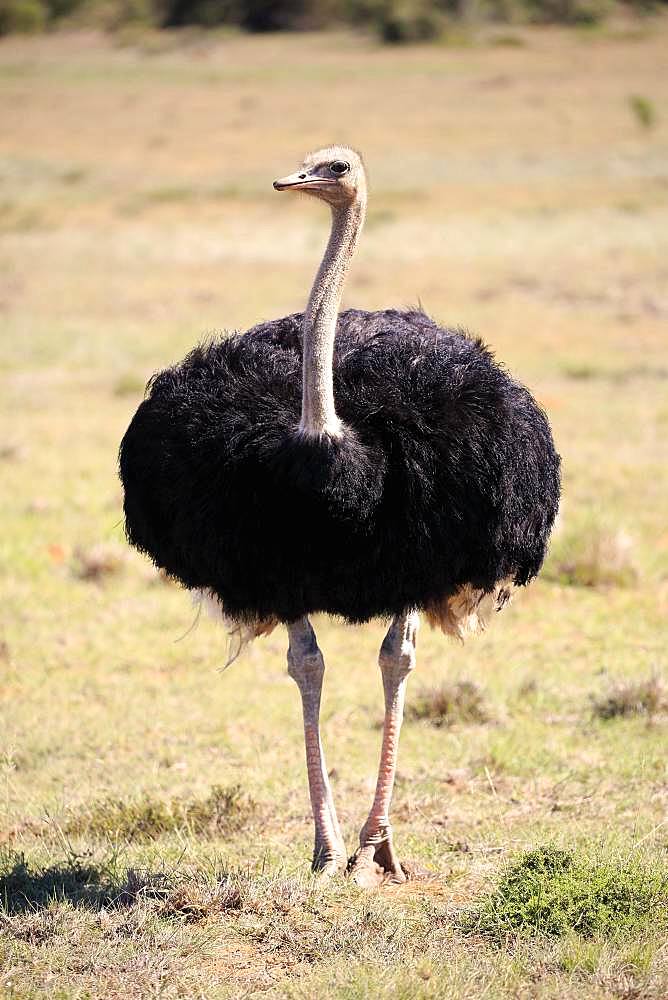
left=273, top=146, right=366, bottom=208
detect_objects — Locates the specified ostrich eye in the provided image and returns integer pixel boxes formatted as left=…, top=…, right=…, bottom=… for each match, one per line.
left=330, top=160, right=350, bottom=176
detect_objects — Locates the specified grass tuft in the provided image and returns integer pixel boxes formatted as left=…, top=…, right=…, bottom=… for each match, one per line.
left=158, top=877, right=243, bottom=921
left=461, top=846, right=668, bottom=940
left=0, top=442, right=25, bottom=462
left=591, top=675, right=666, bottom=722
left=628, top=94, right=657, bottom=130
left=72, top=542, right=127, bottom=581
left=63, top=785, right=257, bottom=841
left=490, top=32, right=526, bottom=47
left=406, top=681, right=490, bottom=727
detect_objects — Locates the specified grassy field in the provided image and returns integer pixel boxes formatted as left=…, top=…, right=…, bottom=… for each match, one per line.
left=1, top=19, right=668, bottom=998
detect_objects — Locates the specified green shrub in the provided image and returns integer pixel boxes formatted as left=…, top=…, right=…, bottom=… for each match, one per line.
left=0, top=0, right=47, bottom=32
left=462, top=846, right=668, bottom=940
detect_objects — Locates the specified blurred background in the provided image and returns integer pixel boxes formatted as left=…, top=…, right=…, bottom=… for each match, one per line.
left=1, top=0, right=667, bottom=41
left=1, top=7, right=667, bottom=997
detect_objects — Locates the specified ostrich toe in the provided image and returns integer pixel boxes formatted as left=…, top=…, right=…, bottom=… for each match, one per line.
left=347, top=837, right=407, bottom=887
left=314, top=854, right=348, bottom=879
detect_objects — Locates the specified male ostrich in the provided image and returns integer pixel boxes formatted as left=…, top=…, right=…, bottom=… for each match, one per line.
left=120, top=146, right=560, bottom=887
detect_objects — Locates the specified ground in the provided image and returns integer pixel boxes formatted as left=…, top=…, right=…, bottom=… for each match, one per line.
left=1, top=18, right=667, bottom=999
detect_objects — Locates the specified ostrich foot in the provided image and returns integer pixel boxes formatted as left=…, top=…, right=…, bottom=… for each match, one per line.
left=311, top=828, right=348, bottom=878
left=313, top=855, right=347, bottom=879
left=312, top=840, right=348, bottom=878
left=347, top=837, right=407, bottom=888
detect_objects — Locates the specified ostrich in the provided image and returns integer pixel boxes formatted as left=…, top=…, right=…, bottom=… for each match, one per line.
left=120, top=146, right=560, bottom=887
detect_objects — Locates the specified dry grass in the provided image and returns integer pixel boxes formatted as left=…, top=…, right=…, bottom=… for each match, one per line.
left=1, top=17, right=667, bottom=999
left=406, top=681, right=491, bottom=727
left=591, top=675, right=666, bottom=722
left=72, top=542, right=127, bottom=581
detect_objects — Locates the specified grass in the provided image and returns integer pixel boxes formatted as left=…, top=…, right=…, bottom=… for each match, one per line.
left=0, top=18, right=667, bottom=1000
left=62, top=785, right=258, bottom=840
left=543, top=515, right=639, bottom=588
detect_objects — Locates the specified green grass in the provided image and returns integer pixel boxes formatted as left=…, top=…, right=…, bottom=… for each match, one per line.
left=1, top=20, right=667, bottom=1000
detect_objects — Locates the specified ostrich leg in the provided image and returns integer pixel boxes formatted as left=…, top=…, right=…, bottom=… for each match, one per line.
left=287, top=617, right=347, bottom=876
left=348, top=611, right=419, bottom=887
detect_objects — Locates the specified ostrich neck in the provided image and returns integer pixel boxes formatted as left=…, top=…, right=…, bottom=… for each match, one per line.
left=299, top=196, right=366, bottom=438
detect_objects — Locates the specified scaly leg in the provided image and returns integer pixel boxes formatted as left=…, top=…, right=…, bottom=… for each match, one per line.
left=348, top=611, right=419, bottom=887
left=287, top=616, right=347, bottom=876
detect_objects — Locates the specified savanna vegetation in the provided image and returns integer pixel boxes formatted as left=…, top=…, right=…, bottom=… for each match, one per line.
left=1, top=20, right=667, bottom=999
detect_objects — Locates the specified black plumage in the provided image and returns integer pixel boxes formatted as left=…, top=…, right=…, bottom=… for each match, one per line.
left=119, top=307, right=560, bottom=626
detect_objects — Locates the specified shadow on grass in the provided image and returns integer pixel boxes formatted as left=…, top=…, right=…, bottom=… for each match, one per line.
left=0, top=851, right=171, bottom=915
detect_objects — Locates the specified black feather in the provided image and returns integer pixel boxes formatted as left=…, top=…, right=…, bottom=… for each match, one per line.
left=119, top=308, right=560, bottom=624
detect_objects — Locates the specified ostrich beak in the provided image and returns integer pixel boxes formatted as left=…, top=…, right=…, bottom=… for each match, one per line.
left=273, top=171, right=328, bottom=192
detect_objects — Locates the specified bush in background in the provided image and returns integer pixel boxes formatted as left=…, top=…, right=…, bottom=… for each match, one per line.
left=348, top=0, right=446, bottom=42
left=0, top=0, right=665, bottom=43
left=163, top=0, right=343, bottom=28
left=0, top=0, right=48, bottom=32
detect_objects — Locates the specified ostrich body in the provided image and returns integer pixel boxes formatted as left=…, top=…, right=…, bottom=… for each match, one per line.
left=120, top=147, right=560, bottom=885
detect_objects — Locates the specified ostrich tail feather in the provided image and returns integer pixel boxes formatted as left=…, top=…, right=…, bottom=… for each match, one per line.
left=425, top=577, right=514, bottom=642
left=192, top=589, right=278, bottom=665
